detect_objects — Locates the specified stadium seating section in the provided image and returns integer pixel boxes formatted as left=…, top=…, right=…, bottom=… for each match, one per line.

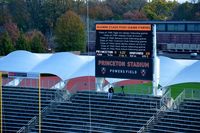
left=1, top=86, right=200, bottom=133
left=150, top=99, right=200, bottom=132
left=2, top=86, right=57, bottom=133
left=31, top=91, right=161, bottom=132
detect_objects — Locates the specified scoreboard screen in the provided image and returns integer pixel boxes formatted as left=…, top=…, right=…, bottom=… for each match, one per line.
left=96, top=24, right=153, bottom=58
left=95, top=23, right=154, bottom=80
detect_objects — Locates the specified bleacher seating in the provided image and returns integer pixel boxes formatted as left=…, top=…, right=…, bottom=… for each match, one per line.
left=2, top=86, right=57, bottom=133
left=3, top=86, right=199, bottom=133
left=150, top=99, right=200, bottom=133
left=32, top=91, right=161, bottom=133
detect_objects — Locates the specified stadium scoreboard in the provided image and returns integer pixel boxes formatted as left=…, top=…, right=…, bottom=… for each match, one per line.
left=95, top=23, right=154, bottom=80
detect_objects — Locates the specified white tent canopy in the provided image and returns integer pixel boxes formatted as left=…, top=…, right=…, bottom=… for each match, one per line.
left=0, top=50, right=199, bottom=86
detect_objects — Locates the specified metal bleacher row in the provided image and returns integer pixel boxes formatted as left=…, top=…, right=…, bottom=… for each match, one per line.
left=1, top=86, right=200, bottom=133
left=31, top=91, right=161, bottom=133
left=150, top=99, right=200, bottom=133
left=2, top=86, right=57, bottom=133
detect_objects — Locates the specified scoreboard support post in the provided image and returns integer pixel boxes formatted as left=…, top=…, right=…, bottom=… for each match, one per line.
left=153, top=25, right=158, bottom=96
left=96, top=78, right=105, bottom=92
left=0, top=72, right=2, bottom=133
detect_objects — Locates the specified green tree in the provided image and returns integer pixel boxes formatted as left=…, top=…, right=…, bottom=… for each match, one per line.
left=73, top=0, right=85, bottom=15
left=16, top=33, right=30, bottom=51
left=25, top=30, right=47, bottom=53
left=31, top=35, right=44, bottom=53
left=55, top=10, right=85, bottom=52
left=193, top=2, right=200, bottom=20
left=172, top=2, right=194, bottom=20
left=0, top=32, right=15, bottom=55
left=143, top=0, right=178, bottom=20
left=0, top=0, right=12, bottom=25
left=8, top=0, right=30, bottom=31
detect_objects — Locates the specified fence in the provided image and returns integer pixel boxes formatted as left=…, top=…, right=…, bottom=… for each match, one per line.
left=137, top=105, right=167, bottom=133
left=185, top=89, right=200, bottom=100
left=171, top=88, right=200, bottom=110
left=160, top=87, right=172, bottom=108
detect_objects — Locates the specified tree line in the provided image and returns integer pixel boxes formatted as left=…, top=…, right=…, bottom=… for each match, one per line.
left=0, top=0, right=199, bottom=55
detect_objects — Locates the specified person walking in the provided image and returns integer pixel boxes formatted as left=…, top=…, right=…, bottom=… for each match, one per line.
left=108, top=87, right=114, bottom=100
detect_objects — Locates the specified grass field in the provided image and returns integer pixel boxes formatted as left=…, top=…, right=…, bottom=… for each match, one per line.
left=114, top=82, right=153, bottom=95
left=169, top=82, right=200, bottom=99
left=114, top=82, right=200, bottom=99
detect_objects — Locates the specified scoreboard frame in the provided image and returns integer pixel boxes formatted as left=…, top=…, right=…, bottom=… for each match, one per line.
left=95, top=23, right=155, bottom=80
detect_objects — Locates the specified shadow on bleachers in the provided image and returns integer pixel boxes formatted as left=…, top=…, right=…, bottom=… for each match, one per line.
left=31, top=91, right=161, bottom=133
left=150, top=99, right=200, bottom=132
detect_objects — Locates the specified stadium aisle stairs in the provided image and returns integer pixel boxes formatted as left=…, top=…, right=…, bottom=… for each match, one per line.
left=150, top=99, right=200, bottom=133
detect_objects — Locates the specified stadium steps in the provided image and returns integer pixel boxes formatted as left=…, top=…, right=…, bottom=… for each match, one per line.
left=31, top=91, right=161, bottom=132
left=2, top=87, right=57, bottom=133
left=149, top=98, right=200, bottom=132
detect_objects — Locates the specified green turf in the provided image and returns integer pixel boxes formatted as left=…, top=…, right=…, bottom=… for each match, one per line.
left=169, top=82, right=200, bottom=99
left=113, top=82, right=200, bottom=98
left=114, top=82, right=153, bottom=95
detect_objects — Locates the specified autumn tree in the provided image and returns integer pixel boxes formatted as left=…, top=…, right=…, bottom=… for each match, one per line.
left=89, top=2, right=113, bottom=20
left=4, top=22, right=20, bottom=45
left=25, top=30, right=47, bottom=53
left=39, top=0, right=72, bottom=32
left=55, top=10, right=85, bottom=52
left=105, top=0, right=146, bottom=19
left=123, top=10, right=147, bottom=20
left=0, top=32, right=15, bottom=55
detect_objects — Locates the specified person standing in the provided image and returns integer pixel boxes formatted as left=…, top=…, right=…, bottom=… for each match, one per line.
left=108, top=87, right=114, bottom=100
left=121, top=86, right=125, bottom=96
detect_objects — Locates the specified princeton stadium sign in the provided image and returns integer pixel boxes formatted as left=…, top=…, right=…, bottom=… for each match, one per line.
left=96, top=56, right=153, bottom=80
left=95, top=23, right=154, bottom=80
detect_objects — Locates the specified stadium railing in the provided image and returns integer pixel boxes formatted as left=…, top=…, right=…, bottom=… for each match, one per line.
left=137, top=105, right=167, bottom=133
left=171, top=88, right=200, bottom=111
left=171, top=90, right=185, bottom=110
left=160, top=88, right=172, bottom=108
left=16, top=88, right=69, bottom=133
left=185, top=89, right=200, bottom=100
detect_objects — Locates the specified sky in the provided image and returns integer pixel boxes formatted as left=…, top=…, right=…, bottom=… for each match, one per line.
left=149, top=0, right=191, bottom=3
left=177, top=0, right=190, bottom=3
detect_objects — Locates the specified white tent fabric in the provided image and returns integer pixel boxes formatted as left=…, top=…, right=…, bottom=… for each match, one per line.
left=0, top=51, right=51, bottom=72
left=169, top=60, right=200, bottom=85
left=159, top=56, right=200, bottom=86
left=31, top=52, right=93, bottom=80
left=0, top=50, right=199, bottom=86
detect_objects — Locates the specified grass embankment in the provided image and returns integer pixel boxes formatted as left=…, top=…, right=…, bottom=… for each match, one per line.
left=114, top=82, right=200, bottom=99
left=170, top=82, right=200, bottom=99
left=114, top=82, right=153, bottom=95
